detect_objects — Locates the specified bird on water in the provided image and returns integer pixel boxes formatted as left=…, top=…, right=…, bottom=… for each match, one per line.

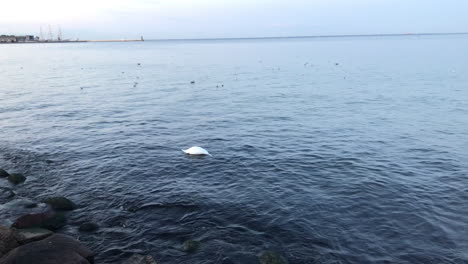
left=182, top=146, right=211, bottom=156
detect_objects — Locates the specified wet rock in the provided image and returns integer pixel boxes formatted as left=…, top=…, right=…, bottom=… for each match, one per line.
left=12, top=212, right=66, bottom=231
left=0, top=226, right=19, bottom=258
left=0, top=187, right=15, bottom=201
left=182, top=240, right=200, bottom=253
left=23, top=202, right=37, bottom=209
left=42, top=197, right=77, bottom=211
left=220, top=257, right=235, bottom=264
left=126, top=205, right=139, bottom=213
left=123, top=254, right=158, bottom=264
left=79, top=222, right=99, bottom=232
left=40, top=213, right=67, bottom=231
left=0, top=169, right=9, bottom=178
left=259, top=251, right=288, bottom=264
left=7, top=174, right=26, bottom=185
left=0, top=234, right=94, bottom=264
left=12, top=213, right=51, bottom=229
left=16, top=228, right=53, bottom=244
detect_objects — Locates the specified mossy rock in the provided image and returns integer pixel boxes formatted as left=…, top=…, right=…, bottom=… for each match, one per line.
left=8, top=173, right=26, bottom=184
left=12, top=212, right=66, bottom=231
left=125, top=254, right=159, bottom=264
left=0, top=168, right=10, bottom=178
left=43, top=196, right=77, bottom=211
left=79, top=222, right=99, bottom=232
left=41, top=213, right=67, bottom=231
left=23, top=202, right=37, bottom=209
left=259, top=251, right=288, bottom=264
left=182, top=240, right=200, bottom=253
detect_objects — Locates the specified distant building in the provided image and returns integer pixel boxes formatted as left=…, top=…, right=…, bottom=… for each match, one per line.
left=0, top=35, right=37, bottom=43
left=0, top=35, right=16, bottom=43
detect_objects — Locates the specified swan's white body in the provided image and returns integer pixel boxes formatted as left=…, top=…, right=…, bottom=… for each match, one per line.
left=182, top=146, right=211, bottom=156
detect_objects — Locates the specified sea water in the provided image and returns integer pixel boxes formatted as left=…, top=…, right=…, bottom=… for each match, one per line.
left=1, top=35, right=468, bottom=263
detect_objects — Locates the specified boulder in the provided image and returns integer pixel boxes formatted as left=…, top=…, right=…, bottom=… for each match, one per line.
left=7, top=174, right=26, bottom=185
left=123, top=254, right=158, bottom=264
left=42, top=197, right=77, bottom=211
left=15, top=228, right=53, bottom=244
left=0, top=169, right=9, bottom=178
left=182, top=240, right=200, bottom=253
left=259, top=251, right=288, bottom=264
left=79, top=222, right=99, bottom=233
left=220, top=258, right=235, bottom=264
left=12, top=212, right=66, bottom=231
left=23, top=202, right=37, bottom=209
left=12, top=213, right=51, bottom=229
left=40, top=213, right=67, bottom=231
left=0, top=234, right=94, bottom=264
left=0, top=227, right=19, bottom=259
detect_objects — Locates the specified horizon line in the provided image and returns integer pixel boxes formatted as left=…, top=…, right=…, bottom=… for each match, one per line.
left=146, top=32, right=468, bottom=42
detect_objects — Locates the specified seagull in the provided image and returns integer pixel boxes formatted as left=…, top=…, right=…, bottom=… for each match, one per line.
left=182, top=146, right=211, bottom=156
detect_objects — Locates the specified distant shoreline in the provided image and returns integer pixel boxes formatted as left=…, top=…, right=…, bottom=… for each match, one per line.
left=0, top=39, right=143, bottom=44
left=1, top=32, right=467, bottom=45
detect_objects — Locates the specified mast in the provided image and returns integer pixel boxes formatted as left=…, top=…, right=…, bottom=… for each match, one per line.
left=48, top=24, right=53, bottom=41
left=57, top=25, right=62, bottom=41
left=39, top=26, right=44, bottom=41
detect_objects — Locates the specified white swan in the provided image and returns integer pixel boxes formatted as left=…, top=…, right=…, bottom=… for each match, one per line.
left=182, top=146, right=211, bottom=156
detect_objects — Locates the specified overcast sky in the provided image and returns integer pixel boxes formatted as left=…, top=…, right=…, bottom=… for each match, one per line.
left=1, top=0, right=467, bottom=40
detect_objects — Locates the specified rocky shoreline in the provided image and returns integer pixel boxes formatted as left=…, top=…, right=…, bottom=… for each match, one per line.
left=0, top=168, right=159, bottom=264
left=0, top=167, right=288, bottom=264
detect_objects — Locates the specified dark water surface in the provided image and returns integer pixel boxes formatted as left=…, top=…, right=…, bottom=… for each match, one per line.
left=1, top=35, right=468, bottom=264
